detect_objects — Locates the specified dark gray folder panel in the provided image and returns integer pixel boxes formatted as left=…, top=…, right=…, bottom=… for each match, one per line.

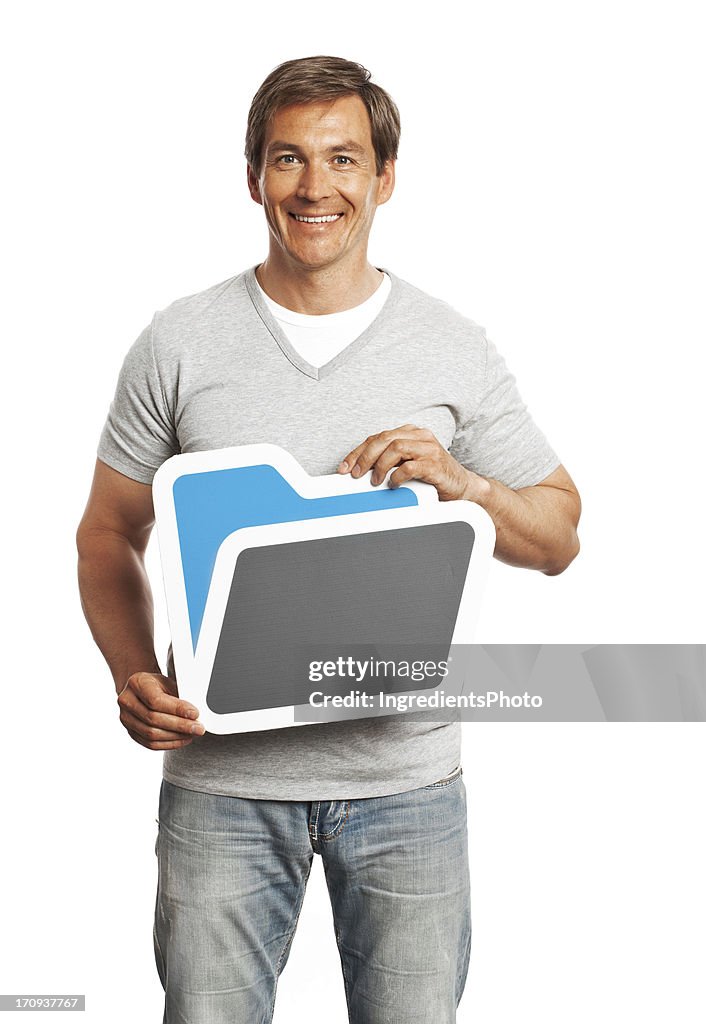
left=206, top=522, right=475, bottom=714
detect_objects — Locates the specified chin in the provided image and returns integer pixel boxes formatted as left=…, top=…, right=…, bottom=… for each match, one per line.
left=289, top=250, right=342, bottom=271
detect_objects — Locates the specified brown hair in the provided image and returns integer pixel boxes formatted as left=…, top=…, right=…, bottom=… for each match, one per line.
left=245, top=56, right=400, bottom=177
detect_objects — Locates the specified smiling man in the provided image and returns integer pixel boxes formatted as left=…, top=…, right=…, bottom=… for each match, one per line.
left=77, top=56, right=580, bottom=1024
left=248, top=92, right=394, bottom=311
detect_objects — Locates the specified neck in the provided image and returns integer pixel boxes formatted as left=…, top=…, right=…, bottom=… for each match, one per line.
left=255, top=254, right=383, bottom=315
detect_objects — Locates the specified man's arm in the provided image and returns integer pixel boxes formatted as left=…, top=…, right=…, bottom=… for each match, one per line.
left=76, top=458, right=205, bottom=749
left=337, top=425, right=581, bottom=576
left=460, top=463, right=580, bottom=575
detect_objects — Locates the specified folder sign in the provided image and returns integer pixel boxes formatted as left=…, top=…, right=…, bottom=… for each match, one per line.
left=152, top=444, right=495, bottom=734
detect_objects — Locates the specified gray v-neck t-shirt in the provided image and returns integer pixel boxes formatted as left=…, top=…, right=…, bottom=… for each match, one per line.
left=97, top=265, right=559, bottom=799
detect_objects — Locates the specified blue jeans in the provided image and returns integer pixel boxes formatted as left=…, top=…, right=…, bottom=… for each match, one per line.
left=154, top=771, right=471, bottom=1023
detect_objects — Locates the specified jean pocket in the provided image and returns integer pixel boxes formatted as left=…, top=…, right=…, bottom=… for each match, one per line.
left=423, top=765, right=463, bottom=789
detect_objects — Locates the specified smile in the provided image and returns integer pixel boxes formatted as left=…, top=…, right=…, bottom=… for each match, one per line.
left=290, top=213, right=343, bottom=223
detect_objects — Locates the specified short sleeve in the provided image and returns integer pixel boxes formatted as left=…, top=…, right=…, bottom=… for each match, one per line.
left=97, top=320, right=179, bottom=484
left=449, top=333, right=560, bottom=490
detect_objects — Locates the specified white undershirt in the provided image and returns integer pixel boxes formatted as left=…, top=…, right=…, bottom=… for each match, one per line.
left=254, top=272, right=392, bottom=369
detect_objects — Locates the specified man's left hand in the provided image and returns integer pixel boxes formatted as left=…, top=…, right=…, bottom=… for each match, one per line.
left=337, top=424, right=489, bottom=503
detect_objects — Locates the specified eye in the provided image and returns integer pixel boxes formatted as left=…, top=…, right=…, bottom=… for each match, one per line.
left=333, top=155, right=353, bottom=165
left=277, top=154, right=299, bottom=165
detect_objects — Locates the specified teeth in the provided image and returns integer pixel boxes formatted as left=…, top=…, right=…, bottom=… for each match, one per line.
left=293, top=214, right=341, bottom=223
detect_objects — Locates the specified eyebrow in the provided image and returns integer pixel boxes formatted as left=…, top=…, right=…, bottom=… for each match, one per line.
left=267, top=140, right=368, bottom=157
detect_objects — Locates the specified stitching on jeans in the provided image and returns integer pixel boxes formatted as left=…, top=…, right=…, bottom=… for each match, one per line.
left=319, top=801, right=347, bottom=839
left=309, top=801, right=321, bottom=844
left=334, top=923, right=354, bottom=1017
left=320, top=801, right=351, bottom=841
left=153, top=833, right=168, bottom=989
left=153, top=921, right=167, bottom=988
left=267, top=859, right=313, bottom=1024
left=321, top=856, right=353, bottom=1017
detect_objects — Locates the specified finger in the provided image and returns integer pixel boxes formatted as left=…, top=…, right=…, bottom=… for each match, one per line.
left=121, top=706, right=203, bottom=743
left=370, top=440, right=437, bottom=485
left=125, top=725, right=195, bottom=751
left=337, top=435, right=379, bottom=474
left=349, top=433, right=422, bottom=479
left=337, top=425, right=424, bottom=475
left=128, top=674, right=200, bottom=719
left=388, top=459, right=427, bottom=489
left=120, top=697, right=205, bottom=737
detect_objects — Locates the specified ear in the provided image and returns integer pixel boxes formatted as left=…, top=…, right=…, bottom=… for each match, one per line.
left=376, top=159, right=396, bottom=207
left=247, top=164, right=263, bottom=206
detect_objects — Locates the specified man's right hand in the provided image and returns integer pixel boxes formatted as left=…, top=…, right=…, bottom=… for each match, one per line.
left=117, top=672, right=206, bottom=750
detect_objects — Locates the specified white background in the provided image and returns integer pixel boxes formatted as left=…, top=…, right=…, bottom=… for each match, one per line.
left=1, top=1, right=704, bottom=1021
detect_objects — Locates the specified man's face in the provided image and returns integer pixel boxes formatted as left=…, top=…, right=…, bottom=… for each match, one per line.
left=247, top=94, right=395, bottom=274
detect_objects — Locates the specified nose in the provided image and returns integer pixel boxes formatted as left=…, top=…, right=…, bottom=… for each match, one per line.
left=296, top=161, right=332, bottom=202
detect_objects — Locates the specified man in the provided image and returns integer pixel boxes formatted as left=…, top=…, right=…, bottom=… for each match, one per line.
left=77, top=56, right=580, bottom=1024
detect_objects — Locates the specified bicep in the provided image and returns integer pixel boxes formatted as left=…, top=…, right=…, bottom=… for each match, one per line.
left=77, top=458, right=155, bottom=554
